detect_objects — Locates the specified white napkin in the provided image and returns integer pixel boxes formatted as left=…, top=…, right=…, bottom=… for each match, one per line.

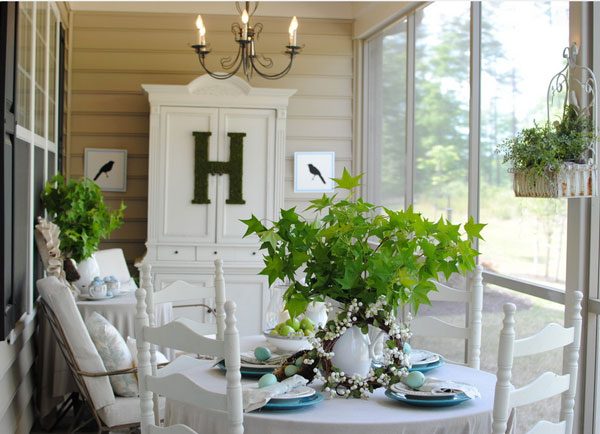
left=417, top=377, right=480, bottom=399
left=243, top=375, right=308, bottom=412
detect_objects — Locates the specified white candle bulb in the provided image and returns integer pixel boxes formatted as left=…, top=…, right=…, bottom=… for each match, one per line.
left=289, top=16, right=298, bottom=46
left=195, top=15, right=206, bottom=45
left=241, top=9, right=249, bottom=40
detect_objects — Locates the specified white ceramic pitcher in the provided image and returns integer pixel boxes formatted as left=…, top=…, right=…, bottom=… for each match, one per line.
left=331, top=326, right=384, bottom=377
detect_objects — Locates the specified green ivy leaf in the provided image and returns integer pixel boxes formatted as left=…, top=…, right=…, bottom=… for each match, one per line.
left=332, top=168, right=362, bottom=191
left=285, top=294, right=309, bottom=319
left=240, top=215, right=266, bottom=237
left=464, top=216, right=486, bottom=240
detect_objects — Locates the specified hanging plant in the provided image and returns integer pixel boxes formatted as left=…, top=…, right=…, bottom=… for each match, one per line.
left=496, top=45, right=598, bottom=198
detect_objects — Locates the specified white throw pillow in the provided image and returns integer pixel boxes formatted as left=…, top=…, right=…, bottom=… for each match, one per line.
left=126, top=336, right=169, bottom=366
left=85, top=312, right=139, bottom=397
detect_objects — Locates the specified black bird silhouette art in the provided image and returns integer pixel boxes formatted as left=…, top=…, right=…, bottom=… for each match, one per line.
left=308, top=163, right=326, bottom=184
left=93, top=160, right=115, bottom=181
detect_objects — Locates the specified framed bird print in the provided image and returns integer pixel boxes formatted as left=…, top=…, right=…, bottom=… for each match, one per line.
left=84, top=148, right=128, bottom=192
left=294, top=151, right=335, bottom=193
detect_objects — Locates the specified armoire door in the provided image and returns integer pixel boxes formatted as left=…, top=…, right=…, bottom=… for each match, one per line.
left=160, top=106, right=218, bottom=244
left=216, top=108, right=276, bottom=245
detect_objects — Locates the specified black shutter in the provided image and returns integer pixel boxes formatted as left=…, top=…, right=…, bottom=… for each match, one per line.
left=0, top=2, right=17, bottom=339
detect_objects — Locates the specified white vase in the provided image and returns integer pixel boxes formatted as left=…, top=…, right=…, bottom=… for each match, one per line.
left=331, top=326, right=373, bottom=377
left=73, top=255, right=100, bottom=294
left=305, top=301, right=328, bottom=328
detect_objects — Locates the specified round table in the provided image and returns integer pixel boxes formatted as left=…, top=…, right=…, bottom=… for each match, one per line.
left=165, top=336, right=496, bottom=434
left=39, top=291, right=173, bottom=418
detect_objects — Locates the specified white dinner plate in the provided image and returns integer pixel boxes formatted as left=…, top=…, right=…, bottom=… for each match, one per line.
left=270, top=386, right=316, bottom=401
left=247, top=385, right=316, bottom=401
left=409, top=349, right=440, bottom=366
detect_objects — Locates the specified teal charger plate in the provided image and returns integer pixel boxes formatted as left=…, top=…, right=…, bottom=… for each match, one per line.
left=385, top=389, right=470, bottom=407
left=263, top=393, right=324, bottom=410
left=216, top=360, right=275, bottom=378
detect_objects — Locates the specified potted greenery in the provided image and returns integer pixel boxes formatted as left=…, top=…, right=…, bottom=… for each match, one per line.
left=41, top=174, right=125, bottom=289
left=497, top=103, right=597, bottom=198
left=242, top=169, right=483, bottom=395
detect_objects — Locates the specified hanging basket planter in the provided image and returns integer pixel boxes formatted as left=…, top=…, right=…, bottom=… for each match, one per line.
left=498, top=44, right=599, bottom=199
left=512, top=162, right=597, bottom=198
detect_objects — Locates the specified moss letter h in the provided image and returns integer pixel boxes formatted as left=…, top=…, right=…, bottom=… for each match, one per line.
left=192, top=131, right=246, bottom=205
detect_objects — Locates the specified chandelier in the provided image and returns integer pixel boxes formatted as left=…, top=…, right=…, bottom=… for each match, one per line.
left=191, top=2, right=302, bottom=81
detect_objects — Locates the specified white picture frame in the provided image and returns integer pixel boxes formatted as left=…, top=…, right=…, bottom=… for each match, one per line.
left=294, top=152, right=335, bottom=193
left=84, top=148, right=128, bottom=192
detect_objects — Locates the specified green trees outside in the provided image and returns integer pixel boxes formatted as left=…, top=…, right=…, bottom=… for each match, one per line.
left=376, top=2, right=569, bottom=284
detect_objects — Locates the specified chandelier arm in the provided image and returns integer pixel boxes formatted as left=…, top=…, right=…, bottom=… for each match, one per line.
left=198, top=53, right=242, bottom=80
left=254, top=54, right=274, bottom=69
left=249, top=54, right=295, bottom=80
left=220, top=45, right=243, bottom=70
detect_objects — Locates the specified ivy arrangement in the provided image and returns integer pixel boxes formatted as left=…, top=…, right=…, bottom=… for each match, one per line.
left=41, top=174, right=125, bottom=263
left=497, top=104, right=596, bottom=180
left=242, top=169, right=483, bottom=398
left=242, top=168, right=484, bottom=318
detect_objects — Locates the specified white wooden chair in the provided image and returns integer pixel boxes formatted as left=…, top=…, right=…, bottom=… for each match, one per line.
left=135, top=262, right=243, bottom=434
left=492, top=291, right=583, bottom=434
left=410, top=265, right=484, bottom=369
left=143, top=260, right=226, bottom=341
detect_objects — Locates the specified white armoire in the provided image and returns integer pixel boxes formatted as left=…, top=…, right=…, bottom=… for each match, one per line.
left=142, top=76, right=296, bottom=335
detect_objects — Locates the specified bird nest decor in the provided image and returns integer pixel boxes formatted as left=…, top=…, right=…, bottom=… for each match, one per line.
left=274, top=298, right=411, bottom=399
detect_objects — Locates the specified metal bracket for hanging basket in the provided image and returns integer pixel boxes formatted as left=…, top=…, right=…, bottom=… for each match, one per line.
left=513, top=44, right=599, bottom=198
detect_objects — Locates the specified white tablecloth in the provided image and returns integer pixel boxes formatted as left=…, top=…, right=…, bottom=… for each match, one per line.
left=166, top=336, right=496, bottom=434
left=38, top=292, right=173, bottom=418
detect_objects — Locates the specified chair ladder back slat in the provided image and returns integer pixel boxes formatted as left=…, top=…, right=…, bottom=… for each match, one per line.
left=513, top=323, right=574, bottom=358
left=560, top=290, right=583, bottom=434
left=410, top=316, right=469, bottom=340
left=492, top=303, right=516, bottom=434
left=510, top=372, right=570, bottom=408
left=430, top=281, right=470, bottom=302
left=155, top=280, right=216, bottom=305
left=144, top=319, right=225, bottom=359
left=145, top=373, right=227, bottom=412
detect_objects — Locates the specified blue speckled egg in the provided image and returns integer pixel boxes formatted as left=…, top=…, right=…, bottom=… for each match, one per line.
left=403, top=342, right=411, bottom=354
left=258, top=373, right=278, bottom=388
left=404, top=371, right=425, bottom=389
left=254, top=346, right=272, bottom=362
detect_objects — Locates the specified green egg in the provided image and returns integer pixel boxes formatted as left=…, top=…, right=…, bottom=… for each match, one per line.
left=284, top=364, right=299, bottom=377
left=254, top=346, right=272, bottom=362
left=258, top=373, right=278, bottom=388
left=294, top=357, right=304, bottom=367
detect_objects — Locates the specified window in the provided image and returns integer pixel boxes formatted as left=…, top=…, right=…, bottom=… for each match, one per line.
left=1, top=2, right=62, bottom=338
left=363, top=2, right=582, bottom=431
left=480, top=2, right=569, bottom=289
left=413, top=2, right=470, bottom=223
left=366, top=20, right=407, bottom=210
